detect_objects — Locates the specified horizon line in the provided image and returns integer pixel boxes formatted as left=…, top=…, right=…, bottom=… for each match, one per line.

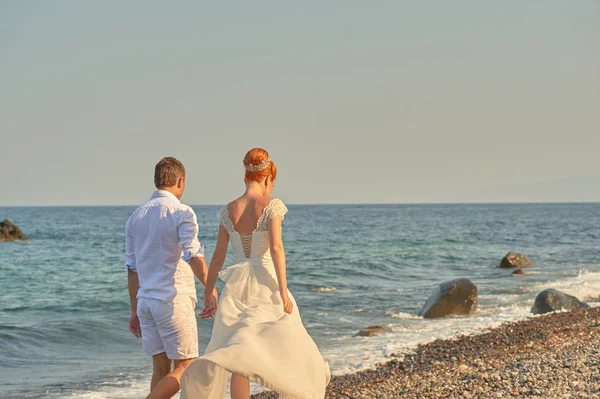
left=1, top=200, right=600, bottom=208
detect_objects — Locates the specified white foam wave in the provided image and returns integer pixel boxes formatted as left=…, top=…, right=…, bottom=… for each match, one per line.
left=60, top=377, right=150, bottom=399
left=321, top=270, right=600, bottom=376
left=311, top=286, right=338, bottom=293
left=385, top=310, right=421, bottom=320
left=322, top=303, right=533, bottom=376
left=57, top=373, right=267, bottom=399
left=529, top=269, right=600, bottom=301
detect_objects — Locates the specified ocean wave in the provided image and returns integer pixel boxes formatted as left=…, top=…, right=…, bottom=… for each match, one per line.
left=311, top=286, right=338, bottom=293
left=0, top=298, right=130, bottom=314
left=385, top=310, right=422, bottom=320
left=529, top=269, right=600, bottom=301
left=0, top=318, right=128, bottom=363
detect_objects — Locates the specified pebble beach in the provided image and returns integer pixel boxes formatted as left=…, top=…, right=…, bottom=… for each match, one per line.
left=254, top=307, right=600, bottom=399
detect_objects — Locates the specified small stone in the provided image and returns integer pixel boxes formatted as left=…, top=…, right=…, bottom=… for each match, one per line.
left=354, top=325, right=392, bottom=337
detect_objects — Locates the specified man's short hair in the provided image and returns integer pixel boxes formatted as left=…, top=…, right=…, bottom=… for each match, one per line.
left=154, top=157, right=186, bottom=189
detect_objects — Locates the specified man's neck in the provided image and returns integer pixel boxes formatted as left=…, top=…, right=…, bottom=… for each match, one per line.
left=158, top=187, right=181, bottom=200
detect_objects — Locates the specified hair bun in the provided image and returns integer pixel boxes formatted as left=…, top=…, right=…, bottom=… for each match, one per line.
left=243, top=148, right=277, bottom=182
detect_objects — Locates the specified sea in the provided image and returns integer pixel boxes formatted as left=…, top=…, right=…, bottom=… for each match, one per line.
left=1, top=203, right=599, bottom=398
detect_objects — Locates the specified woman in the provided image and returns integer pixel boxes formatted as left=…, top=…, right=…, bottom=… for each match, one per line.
left=181, top=148, right=330, bottom=399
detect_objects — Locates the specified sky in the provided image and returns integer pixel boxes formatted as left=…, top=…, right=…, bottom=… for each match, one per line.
left=1, top=1, right=599, bottom=206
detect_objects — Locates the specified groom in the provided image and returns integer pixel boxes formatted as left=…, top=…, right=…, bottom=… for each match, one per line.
left=125, top=157, right=215, bottom=399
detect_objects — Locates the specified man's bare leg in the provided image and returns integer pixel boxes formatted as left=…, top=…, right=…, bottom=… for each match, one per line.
left=231, top=374, right=250, bottom=399
left=151, top=353, right=172, bottom=392
left=146, top=358, right=195, bottom=399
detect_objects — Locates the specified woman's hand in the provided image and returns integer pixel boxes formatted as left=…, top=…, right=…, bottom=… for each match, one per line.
left=199, top=289, right=218, bottom=318
left=281, top=291, right=293, bottom=314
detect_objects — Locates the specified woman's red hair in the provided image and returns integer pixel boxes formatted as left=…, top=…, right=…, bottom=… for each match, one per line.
left=244, top=148, right=277, bottom=183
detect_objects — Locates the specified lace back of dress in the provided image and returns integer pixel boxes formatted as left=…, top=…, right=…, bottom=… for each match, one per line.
left=219, top=199, right=288, bottom=260
left=239, top=234, right=253, bottom=258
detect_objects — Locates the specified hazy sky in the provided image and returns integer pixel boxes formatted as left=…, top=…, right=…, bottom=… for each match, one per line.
left=1, top=1, right=599, bottom=206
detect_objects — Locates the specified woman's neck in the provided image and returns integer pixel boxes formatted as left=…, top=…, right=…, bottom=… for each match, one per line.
left=244, top=182, right=266, bottom=197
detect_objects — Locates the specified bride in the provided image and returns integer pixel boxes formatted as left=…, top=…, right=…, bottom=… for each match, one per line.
left=181, top=148, right=330, bottom=399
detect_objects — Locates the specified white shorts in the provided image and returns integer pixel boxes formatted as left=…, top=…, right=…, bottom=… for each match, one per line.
left=137, top=296, right=199, bottom=360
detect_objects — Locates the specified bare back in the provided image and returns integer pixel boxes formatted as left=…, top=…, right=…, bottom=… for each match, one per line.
left=227, top=196, right=275, bottom=236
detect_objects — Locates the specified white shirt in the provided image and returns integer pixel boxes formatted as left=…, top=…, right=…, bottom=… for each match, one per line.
left=125, top=190, right=204, bottom=302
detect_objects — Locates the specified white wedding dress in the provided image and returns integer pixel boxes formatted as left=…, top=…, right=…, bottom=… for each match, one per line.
left=181, top=199, right=330, bottom=399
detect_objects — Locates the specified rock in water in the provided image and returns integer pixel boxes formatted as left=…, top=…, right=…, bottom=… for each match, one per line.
left=512, top=269, right=525, bottom=276
left=531, top=289, right=590, bottom=315
left=419, top=279, right=478, bottom=319
left=0, top=220, right=27, bottom=242
left=354, top=325, right=392, bottom=337
left=497, top=252, right=534, bottom=268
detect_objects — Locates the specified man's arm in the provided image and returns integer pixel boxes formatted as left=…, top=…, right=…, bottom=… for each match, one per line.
left=125, top=219, right=141, bottom=338
left=188, top=256, right=209, bottom=287
left=128, top=269, right=139, bottom=314
left=178, top=207, right=213, bottom=289
left=127, top=269, right=142, bottom=338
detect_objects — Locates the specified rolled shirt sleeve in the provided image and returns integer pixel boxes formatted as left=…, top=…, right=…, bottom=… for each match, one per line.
left=178, top=207, right=205, bottom=262
left=124, top=218, right=137, bottom=272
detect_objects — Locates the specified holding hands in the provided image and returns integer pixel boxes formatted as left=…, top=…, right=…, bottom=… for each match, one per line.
left=199, top=289, right=219, bottom=318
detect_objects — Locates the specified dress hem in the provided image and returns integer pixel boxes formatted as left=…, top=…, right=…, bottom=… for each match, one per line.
left=205, top=358, right=320, bottom=399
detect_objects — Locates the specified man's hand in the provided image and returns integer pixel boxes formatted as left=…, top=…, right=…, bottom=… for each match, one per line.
left=129, top=313, right=142, bottom=338
left=199, top=289, right=218, bottom=319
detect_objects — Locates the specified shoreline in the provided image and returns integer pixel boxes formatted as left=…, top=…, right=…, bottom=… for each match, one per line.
left=254, top=307, right=600, bottom=398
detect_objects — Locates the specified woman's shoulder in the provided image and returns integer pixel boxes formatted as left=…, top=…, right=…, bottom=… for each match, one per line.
left=265, top=198, right=288, bottom=218
left=217, top=200, right=238, bottom=219
left=225, top=197, right=246, bottom=211
left=262, top=196, right=284, bottom=205
left=217, top=203, right=228, bottom=220
left=251, top=196, right=283, bottom=210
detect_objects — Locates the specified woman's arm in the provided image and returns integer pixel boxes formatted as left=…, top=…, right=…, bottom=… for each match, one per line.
left=199, top=225, right=229, bottom=318
left=269, top=216, right=293, bottom=314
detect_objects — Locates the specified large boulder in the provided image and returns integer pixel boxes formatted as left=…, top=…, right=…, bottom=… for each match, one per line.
left=419, top=278, right=478, bottom=319
left=0, top=220, right=27, bottom=242
left=497, top=252, right=534, bottom=268
left=354, top=325, right=392, bottom=337
left=531, top=289, right=590, bottom=315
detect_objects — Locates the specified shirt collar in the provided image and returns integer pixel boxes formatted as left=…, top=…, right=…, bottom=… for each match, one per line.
left=151, top=190, right=181, bottom=202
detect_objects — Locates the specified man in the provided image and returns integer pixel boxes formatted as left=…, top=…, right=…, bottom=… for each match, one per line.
left=125, top=157, right=217, bottom=399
